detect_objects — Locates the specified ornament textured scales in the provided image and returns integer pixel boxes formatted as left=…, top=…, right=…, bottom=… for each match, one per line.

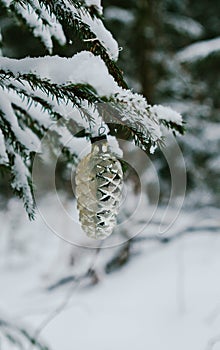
left=75, top=141, right=123, bottom=240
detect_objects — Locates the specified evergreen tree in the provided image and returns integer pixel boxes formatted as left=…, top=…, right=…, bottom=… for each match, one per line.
left=104, top=0, right=220, bottom=206
left=0, top=0, right=184, bottom=219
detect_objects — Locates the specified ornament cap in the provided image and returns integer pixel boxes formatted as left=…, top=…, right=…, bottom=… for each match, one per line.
left=90, top=134, right=107, bottom=144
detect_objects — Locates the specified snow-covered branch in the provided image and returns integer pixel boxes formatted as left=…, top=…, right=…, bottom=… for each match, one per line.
left=0, top=1, right=184, bottom=218
left=177, top=37, right=220, bottom=62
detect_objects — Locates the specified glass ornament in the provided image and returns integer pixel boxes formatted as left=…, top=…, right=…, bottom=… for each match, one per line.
left=75, top=140, right=123, bottom=240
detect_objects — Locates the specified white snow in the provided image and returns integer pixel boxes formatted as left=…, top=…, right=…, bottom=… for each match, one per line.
left=85, top=0, right=101, bottom=7
left=177, top=37, right=220, bottom=62
left=0, top=89, right=41, bottom=152
left=84, top=0, right=103, bottom=14
left=1, top=0, right=66, bottom=53
left=11, top=154, right=35, bottom=215
left=12, top=154, right=30, bottom=189
left=15, top=4, right=63, bottom=54
left=5, top=79, right=92, bottom=132
left=1, top=53, right=182, bottom=151
left=105, top=7, right=135, bottom=24
left=0, top=129, right=9, bottom=165
left=53, top=124, right=90, bottom=159
left=62, top=0, right=119, bottom=60
left=29, top=0, right=66, bottom=46
left=150, top=105, right=183, bottom=125
left=0, top=52, right=119, bottom=97
left=166, top=15, right=203, bottom=38
left=1, top=50, right=183, bottom=152
left=0, top=196, right=220, bottom=350
left=42, top=234, right=220, bottom=350
left=2, top=0, right=117, bottom=59
left=115, top=90, right=163, bottom=143
left=82, top=15, right=119, bottom=61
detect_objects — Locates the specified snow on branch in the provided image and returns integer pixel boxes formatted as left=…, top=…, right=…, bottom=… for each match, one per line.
left=105, top=6, right=135, bottom=25
left=11, top=153, right=35, bottom=218
left=177, top=37, right=220, bottom=62
left=36, top=0, right=124, bottom=85
left=0, top=0, right=119, bottom=61
left=1, top=0, right=66, bottom=53
left=0, top=52, right=184, bottom=151
left=150, top=105, right=182, bottom=125
left=165, top=14, right=203, bottom=39
left=0, top=52, right=119, bottom=96
left=149, top=105, right=184, bottom=139
left=109, top=90, right=163, bottom=150
left=84, top=0, right=102, bottom=11
left=0, top=50, right=183, bottom=217
left=0, top=129, right=9, bottom=165
left=60, top=0, right=118, bottom=60
left=0, top=89, right=40, bottom=152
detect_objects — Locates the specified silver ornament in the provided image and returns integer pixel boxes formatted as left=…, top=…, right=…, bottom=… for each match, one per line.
left=75, top=140, right=123, bottom=240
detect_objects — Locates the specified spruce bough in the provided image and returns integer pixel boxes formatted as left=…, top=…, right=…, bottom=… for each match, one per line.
left=0, top=0, right=184, bottom=218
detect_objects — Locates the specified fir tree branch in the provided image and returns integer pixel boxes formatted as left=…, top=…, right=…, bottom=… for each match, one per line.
left=0, top=50, right=184, bottom=220
left=40, top=0, right=126, bottom=86
left=13, top=0, right=102, bottom=18
left=0, top=69, right=100, bottom=108
left=0, top=0, right=126, bottom=87
left=1, top=66, right=183, bottom=153
left=160, top=119, right=185, bottom=135
left=99, top=103, right=161, bottom=153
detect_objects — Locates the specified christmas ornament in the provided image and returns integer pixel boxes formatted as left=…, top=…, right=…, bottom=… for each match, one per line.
left=75, top=137, right=123, bottom=240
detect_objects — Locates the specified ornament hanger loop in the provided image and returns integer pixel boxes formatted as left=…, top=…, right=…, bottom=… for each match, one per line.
left=91, top=122, right=107, bottom=144
left=98, top=125, right=106, bottom=137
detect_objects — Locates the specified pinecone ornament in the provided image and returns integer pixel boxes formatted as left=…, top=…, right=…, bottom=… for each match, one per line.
left=75, top=139, right=123, bottom=240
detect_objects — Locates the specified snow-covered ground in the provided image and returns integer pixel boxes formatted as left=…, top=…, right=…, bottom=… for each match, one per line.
left=0, top=197, right=220, bottom=350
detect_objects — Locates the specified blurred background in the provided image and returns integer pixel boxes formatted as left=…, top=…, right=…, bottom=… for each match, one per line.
left=0, top=1, right=220, bottom=349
